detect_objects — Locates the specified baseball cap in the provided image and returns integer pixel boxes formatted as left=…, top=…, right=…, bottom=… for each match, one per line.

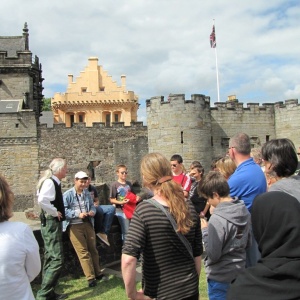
left=74, top=171, right=89, bottom=179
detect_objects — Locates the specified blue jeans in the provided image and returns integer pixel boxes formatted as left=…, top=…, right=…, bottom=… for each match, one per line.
left=207, top=279, right=229, bottom=300
left=94, top=205, right=116, bottom=235
left=115, top=208, right=129, bottom=242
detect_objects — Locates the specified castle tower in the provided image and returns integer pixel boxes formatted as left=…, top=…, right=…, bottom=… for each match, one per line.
left=0, top=22, right=44, bottom=119
left=0, top=23, right=42, bottom=209
left=146, top=93, right=212, bottom=170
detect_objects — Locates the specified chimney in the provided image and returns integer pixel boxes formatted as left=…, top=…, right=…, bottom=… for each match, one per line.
left=121, top=75, right=126, bottom=89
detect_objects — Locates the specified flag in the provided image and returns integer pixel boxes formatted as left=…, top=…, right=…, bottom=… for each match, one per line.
left=210, top=25, right=216, bottom=48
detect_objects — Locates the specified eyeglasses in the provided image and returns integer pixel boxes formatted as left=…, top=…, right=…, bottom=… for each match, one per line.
left=120, top=171, right=128, bottom=175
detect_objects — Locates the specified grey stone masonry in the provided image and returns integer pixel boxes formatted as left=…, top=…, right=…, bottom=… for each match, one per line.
left=274, top=99, right=300, bottom=143
left=146, top=94, right=212, bottom=171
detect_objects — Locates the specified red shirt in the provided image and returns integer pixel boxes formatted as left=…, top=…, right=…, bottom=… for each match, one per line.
left=172, top=172, right=192, bottom=192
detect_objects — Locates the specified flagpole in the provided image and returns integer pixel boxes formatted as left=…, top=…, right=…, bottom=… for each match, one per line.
left=214, top=44, right=220, bottom=102
left=212, top=19, right=220, bottom=102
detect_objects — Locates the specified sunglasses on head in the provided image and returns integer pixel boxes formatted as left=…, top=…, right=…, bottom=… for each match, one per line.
left=120, top=171, right=128, bottom=175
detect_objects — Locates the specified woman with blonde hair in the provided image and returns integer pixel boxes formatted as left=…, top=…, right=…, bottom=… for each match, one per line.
left=216, top=156, right=237, bottom=180
left=0, top=175, right=41, bottom=300
left=122, top=153, right=202, bottom=300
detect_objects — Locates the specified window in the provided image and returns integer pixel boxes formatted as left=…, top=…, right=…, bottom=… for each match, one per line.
left=81, top=87, right=87, bottom=93
left=79, top=115, right=84, bottom=122
left=221, top=137, right=230, bottom=148
left=250, top=136, right=260, bottom=147
left=105, top=114, right=110, bottom=127
left=70, top=115, right=75, bottom=127
left=114, top=114, right=119, bottom=122
left=100, top=87, right=105, bottom=91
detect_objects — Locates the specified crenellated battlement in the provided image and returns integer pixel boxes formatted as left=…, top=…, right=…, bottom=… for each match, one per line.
left=274, top=99, right=299, bottom=109
left=146, top=93, right=211, bottom=109
left=211, top=100, right=275, bottom=113
left=39, top=121, right=146, bottom=129
left=146, top=93, right=300, bottom=172
left=0, top=51, right=32, bottom=66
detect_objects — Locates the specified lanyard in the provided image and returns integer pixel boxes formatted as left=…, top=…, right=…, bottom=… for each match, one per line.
left=75, top=193, right=87, bottom=213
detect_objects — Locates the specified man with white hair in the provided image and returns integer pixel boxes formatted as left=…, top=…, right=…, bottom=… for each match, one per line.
left=36, top=158, right=68, bottom=300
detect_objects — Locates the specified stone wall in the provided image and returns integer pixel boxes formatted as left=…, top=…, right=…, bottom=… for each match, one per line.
left=146, top=94, right=300, bottom=172
left=0, top=111, right=39, bottom=210
left=274, top=99, right=300, bottom=146
left=211, top=101, right=276, bottom=159
left=38, top=121, right=148, bottom=190
left=2, top=94, right=300, bottom=212
left=0, top=112, right=147, bottom=211
left=32, top=215, right=123, bottom=283
left=0, top=72, right=30, bottom=101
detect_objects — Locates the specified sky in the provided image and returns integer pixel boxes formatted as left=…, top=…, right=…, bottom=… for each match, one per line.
left=1, top=0, right=300, bottom=124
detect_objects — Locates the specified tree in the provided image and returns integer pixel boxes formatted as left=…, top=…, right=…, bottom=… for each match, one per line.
left=42, top=98, right=52, bottom=111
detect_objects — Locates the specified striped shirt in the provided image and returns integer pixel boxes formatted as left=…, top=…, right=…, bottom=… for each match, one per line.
left=122, top=199, right=202, bottom=300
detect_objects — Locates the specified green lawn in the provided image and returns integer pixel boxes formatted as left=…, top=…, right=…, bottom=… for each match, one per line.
left=32, top=265, right=208, bottom=299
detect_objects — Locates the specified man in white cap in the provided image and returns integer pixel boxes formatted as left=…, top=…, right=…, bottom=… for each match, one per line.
left=63, top=171, right=105, bottom=288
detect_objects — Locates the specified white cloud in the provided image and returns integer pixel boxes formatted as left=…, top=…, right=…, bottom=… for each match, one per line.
left=285, top=84, right=300, bottom=99
left=1, top=0, right=299, bottom=121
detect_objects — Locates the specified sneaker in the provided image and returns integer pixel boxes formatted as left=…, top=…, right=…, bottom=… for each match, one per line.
left=97, top=233, right=110, bottom=246
left=88, top=279, right=97, bottom=287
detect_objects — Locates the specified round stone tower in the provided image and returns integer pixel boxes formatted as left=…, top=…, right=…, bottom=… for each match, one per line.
left=146, top=93, right=212, bottom=171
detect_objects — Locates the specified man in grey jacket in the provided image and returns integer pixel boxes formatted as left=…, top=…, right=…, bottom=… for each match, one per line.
left=199, top=171, right=251, bottom=300
left=63, top=171, right=104, bottom=288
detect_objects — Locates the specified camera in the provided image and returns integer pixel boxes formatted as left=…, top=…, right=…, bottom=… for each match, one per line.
left=83, top=216, right=91, bottom=223
left=40, top=212, right=46, bottom=227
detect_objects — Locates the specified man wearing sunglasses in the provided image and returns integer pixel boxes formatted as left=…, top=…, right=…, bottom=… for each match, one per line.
left=170, top=154, right=192, bottom=198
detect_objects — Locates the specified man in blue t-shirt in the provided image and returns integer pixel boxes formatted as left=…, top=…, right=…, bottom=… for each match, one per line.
left=228, top=133, right=267, bottom=267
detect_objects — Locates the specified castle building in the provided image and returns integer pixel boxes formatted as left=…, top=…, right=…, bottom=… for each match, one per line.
left=51, top=57, right=139, bottom=127
left=1, top=25, right=300, bottom=212
left=146, top=94, right=300, bottom=170
left=0, top=23, right=43, bottom=209
left=0, top=22, right=44, bottom=120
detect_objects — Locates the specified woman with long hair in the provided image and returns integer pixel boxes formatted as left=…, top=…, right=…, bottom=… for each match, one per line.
left=122, top=153, right=202, bottom=300
left=0, top=174, right=41, bottom=300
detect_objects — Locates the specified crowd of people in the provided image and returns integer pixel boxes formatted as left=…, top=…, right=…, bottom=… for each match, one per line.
left=0, top=133, right=300, bottom=299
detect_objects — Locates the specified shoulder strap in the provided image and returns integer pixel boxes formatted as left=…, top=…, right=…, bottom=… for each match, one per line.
left=180, top=173, right=186, bottom=185
left=147, top=198, right=194, bottom=260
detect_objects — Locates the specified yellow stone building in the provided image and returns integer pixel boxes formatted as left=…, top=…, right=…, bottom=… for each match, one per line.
left=51, top=57, right=139, bottom=127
